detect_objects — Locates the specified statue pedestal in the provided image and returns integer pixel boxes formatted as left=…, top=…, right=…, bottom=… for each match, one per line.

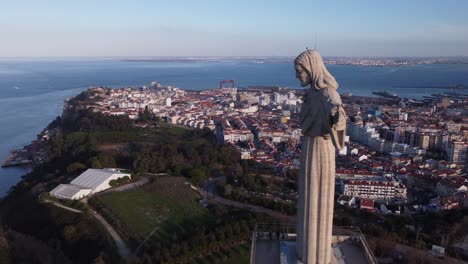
left=250, top=226, right=376, bottom=264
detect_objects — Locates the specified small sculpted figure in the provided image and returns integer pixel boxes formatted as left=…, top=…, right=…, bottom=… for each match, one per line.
left=295, top=50, right=346, bottom=264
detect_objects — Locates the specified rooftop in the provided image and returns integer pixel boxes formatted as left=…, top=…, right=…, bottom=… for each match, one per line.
left=49, top=184, right=91, bottom=199
left=71, top=168, right=129, bottom=189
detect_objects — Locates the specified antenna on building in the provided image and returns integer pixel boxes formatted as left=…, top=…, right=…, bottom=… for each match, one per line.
left=314, top=32, right=317, bottom=51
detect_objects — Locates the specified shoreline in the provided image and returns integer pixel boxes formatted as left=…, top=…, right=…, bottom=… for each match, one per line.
left=0, top=86, right=446, bottom=171
left=1, top=75, right=466, bottom=197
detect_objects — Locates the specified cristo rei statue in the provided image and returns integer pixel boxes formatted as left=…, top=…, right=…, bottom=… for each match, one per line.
left=295, top=50, right=346, bottom=264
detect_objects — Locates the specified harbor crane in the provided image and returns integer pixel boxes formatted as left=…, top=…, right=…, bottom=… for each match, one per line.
left=219, top=80, right=235, bottom=89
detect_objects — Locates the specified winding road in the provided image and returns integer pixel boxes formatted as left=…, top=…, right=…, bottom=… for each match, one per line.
left=92, top=209, right=133, bottom=257
left=82, top=177, right=151, bottom=259
left=50, top=175, right=294, bottom=259
left=43, top=198, right=83, bottom=213
left=201, top=177, right=296, bottom=223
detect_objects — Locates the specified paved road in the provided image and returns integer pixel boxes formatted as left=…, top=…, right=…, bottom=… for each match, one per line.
left=201, top=178, right=295, bottom=223
left=43, top=199, right=83, bottom=213
left=82, top=178, right=151, bottom=259
left=100, top=177, right=149, bottom=194
left=91, top=210, right=133, bottom=258
left=44, top=196, right=132, bottom=258
left=203, top=176, right=224, bottom=195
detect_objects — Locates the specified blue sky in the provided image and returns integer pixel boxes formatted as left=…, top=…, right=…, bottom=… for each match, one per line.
left=1, top=0, right=468, bottom=57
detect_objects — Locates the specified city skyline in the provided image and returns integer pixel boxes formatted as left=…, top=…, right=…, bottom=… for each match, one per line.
left=1, top=0, right=468, bottom=57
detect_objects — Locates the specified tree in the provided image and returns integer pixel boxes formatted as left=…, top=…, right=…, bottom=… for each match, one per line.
left=233, top=222, right=241, bottom=235
left=63, top=225, right=78, bottom=243
left=97, top=152, right=116, bottom=168
left=0, top=228, right=11, bottom=264
left=188, top=168, right=207, bottom=185
left=92, top=255, right=106, bottom=264
left=215, top=230, right=225, bottom=241
left=223, top=184, right=233, bottom=197
left=224, top=224, right=234, bottom=238
left=109, top=180, right=118, bottom=187
left=133, top=153, right=166, bottom=174
left=89, top=157, right=102, bottom=169
left=138, top=106, right=153, bottom=122
left=161, top=248, right=170, bottom=262
left=66, top=163, right=87, bottom=174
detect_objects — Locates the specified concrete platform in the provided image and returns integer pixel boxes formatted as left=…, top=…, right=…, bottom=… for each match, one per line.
left=251, top=228, right=377, bottom=264
left=254, top=240, right=280, bottom=264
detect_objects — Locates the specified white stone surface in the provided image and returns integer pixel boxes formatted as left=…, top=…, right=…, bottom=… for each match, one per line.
left=295, top=50, right=346, bottom=264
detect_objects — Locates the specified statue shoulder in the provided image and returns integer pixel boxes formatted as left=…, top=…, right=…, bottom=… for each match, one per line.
left=320, top=87, right=342, bottom=106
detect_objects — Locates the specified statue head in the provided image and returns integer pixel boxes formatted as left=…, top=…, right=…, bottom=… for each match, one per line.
left=294, top=50, right=338, bottom=90
left=295, top=64, right=311, bottom=87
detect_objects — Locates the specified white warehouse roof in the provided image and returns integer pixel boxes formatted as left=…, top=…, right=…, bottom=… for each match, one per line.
left=50, top=168, right=131, bottom=200
left=50, top=184, right=92, bottom=200
left=71, top=168, right=129, bottom=189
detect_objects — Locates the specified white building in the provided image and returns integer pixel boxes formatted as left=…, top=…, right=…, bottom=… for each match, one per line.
left=343, top=180, right=407, bottom=201
left=49, top=184, right=93, bottom=200
left=223, top=129, right=254, bottom=143
left=165, top=97, right=172, bottom=107
left=50, top=168, right=131, bottom=200
left=447, top=141, right=467, bottom=165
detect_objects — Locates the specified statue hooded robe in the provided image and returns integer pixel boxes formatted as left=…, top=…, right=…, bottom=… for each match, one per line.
left=295, top=50, right=346, bottom=149
left=295, top=50, right=346, bottom=264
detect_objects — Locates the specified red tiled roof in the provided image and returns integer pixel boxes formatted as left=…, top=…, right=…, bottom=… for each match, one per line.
left=360, top=199, right=374, bottom=208
left=438, top=177, right=467, bottom=189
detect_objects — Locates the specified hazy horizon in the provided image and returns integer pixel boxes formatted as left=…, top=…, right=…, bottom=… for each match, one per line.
left=2, top=55, right=468, bottom=60
left=1, top=1, right=468, bottom=57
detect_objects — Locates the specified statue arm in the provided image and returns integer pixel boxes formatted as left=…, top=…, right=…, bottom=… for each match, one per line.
left=321, top=88, right=344, bottom=128
left=322, top=88, right=347, bottom=149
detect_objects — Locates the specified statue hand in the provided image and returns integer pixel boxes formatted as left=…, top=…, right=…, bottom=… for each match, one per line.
left=332, top=108, right=339, bottom=125
left=332, top=105, right=347, bottom=131
left=330, top=106, right=339, bottom=127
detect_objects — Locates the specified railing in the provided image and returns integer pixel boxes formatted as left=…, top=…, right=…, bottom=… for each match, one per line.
left=333, top=226, right=378, bottom=264
left=255, top=223, right=297, bottom=234
left=250, top=227, right=257, bottom=264
left=252, top=224, right=378, bottom=264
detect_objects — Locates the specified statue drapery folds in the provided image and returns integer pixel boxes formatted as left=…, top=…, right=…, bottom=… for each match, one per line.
left=295, top=50, right=346, bottom=150
left=295, top=50, right=346, bottom=264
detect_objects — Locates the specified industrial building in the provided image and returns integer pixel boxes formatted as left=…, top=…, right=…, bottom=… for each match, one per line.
left=50, top=168, right=131, bottom=200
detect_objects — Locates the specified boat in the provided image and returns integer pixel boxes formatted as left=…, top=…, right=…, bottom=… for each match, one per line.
left=431, top=93, right=446, bottom=98
left=341, top=92, right=352, bottom=98
left=443, top=92, right=468, bottom=98
left=372, top=90, right=400, bottom=99
left=408, top=99, right=425, bottom=106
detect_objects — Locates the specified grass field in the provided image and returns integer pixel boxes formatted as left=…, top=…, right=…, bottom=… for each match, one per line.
left=96, top=176, right=207, bottom=240
left=159, top=123, right=191, bottom=135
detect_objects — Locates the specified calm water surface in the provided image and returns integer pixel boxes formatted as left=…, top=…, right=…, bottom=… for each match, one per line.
left=1, top=59, right=468, bottom=196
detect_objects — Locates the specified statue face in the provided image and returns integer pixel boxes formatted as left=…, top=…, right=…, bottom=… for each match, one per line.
left=295, top=64, right=311, bottom=87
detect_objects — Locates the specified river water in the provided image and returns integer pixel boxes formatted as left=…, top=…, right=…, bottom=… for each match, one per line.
left=1, top=59, right=467, bottom=196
